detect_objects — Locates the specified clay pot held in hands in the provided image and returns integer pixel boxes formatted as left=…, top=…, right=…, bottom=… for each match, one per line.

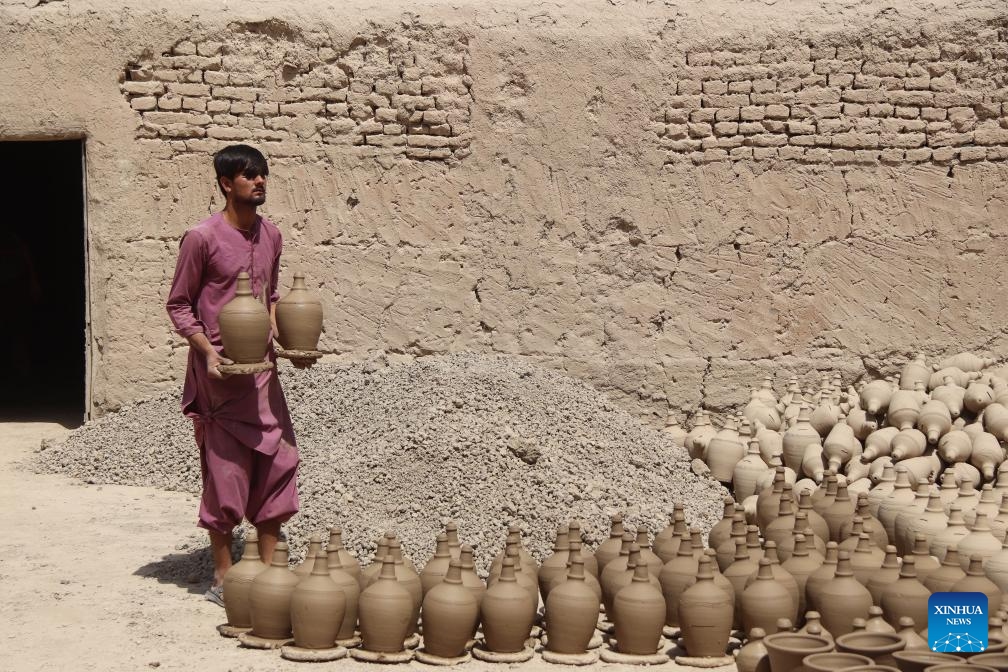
left=613, top=562, right=666, bottom=655
left=481, top=558, right=536, bottom=654
left=223, top=529, right=266, bottom=629
left=275, top=272, right=323, bottom=351
left=358, top=556, right=413, bottom=653
left=291, top=552, right=346, bottom=649
left=678, top=555, right=733, bottom=658
left=218, top=271, right=271, bottom=364
left=544, top=558, right=599, bottom=654
left=421, top=559, right=479, bottom=659
left=249, top=541, right=300, bottom=639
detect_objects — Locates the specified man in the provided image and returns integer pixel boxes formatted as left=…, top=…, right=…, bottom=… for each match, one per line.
left=166, top=144, right=310, bottom=606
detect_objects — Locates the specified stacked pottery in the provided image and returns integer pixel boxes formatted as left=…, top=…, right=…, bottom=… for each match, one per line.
left=678, top=555, right=733, bottom=659
left=218, top=272, right=271, bottom=365
left=291, top=552, right=346, bottom=649
left=223, top=529, right=266, bottom=630
left=480, top=558, right=536, bottom=654
left=358, top=556, right=413, bottom=653
left=612, top=562, right=666, bottom=655
left=275, top=272, right=323, bottom=352
left=250, top=542, right=300, bottom=640
left=544, top=558, right=599, bottom=655
left=421, top=559, right=478, bottom=659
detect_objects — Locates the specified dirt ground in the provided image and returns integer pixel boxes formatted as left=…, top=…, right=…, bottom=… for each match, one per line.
left=1, top=422, right=735, bottom=672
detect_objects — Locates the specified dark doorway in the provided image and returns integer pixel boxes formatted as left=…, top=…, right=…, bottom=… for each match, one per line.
left=0, top=140, right=87, bottom=427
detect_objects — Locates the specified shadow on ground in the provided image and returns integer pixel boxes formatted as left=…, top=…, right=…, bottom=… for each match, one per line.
left=133, top=538, right=248, bottom=595
left=134, top=546, right=215, bottom=595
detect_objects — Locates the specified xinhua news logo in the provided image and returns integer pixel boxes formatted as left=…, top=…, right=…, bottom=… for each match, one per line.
left=929, top=592, right=989, bottom=653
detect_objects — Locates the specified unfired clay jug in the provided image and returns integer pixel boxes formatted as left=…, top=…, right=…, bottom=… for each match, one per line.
left=481, top=558, right=536, bottom=654
left=444, top=521, right=462, bottom=559
left=705, top=416, right=745, bottom=483
left=880, top=557, right=930, bottom=631
left=613, top=562, right=666, bottom=655
left=294, top=536, right=320, bottom=581
left=952, top=556, right=1003, bottom=614
left=218, top=271, right=271, bottom=364
left=823, top=482, right=857, bottom=542
left=544, top=558, right=599, bottom=654
left=547, top=539, right=603, bottom=604
left=735, top=628, right=770, bottom=672
left=983, top=403, right=1008, bottom=442
left=917, top=400, right=952, bottom=445
left=933, top=377, right=967, bottom=418
left=897, top=492, right=947, bottom=557
left=933, top=504, right=970, bottom=560
left=291, top=553, right=346, bottom=649
left=538, top=525, right=571, bottom=600
left=567, top=520, right=599, bottom=577
left=815, top=551, right=872, bottom=637
left=458, top=545, right=486, bottom=608
left=965, top=380, right=996, bottom=415
left=740, top=558, right=796, bottom=635
left=865, top=544, right=900, bottom=606
left=735, top=439, right=770, bottom=502
left=901, top=355, right=930, bottom=391
left=596, top=514, right=628, bottom=571
left=764, top=493, right=798, bottom=550
left=824, top=422, right=861, bottom=473
left=327, top=527, right=363, bottom=589
left=363, top=538, right=389, bottom=588
left=888, top=390, right=921, bottom=431
left=964, top=484, right=1002, bottom=527
left=633, top=526, right=662, bottom=577
left=756, top=468, right=788, bottom=533
left=358, top=556, right=413, bottom=653
left=781, top=534, right=823, bottom=618
left=678, top=555, right=733, bottom=658
left=850, top=534, right=884, bottom=585
left=325, top=543, right=361, bottom=641
left=275, top=272, right=323, bottom=351
left=935, top=352, right=996, bottom=373
left=686, top=410, right=717, bottom=460
left=388, top=539, right=422, bottom=634
left=421, top=534, right=453, bottom=595
left=658, top=533, right=698, bottom=628
left=704, top=499, right=735, bottom=553
left=249, top=541, right=300, bottom=640
left=600, top=533, right=635, bottom=611
left=860, top=380, right=894, bottom=415
left=923, top=545, right=967, bottom=593
left=957, top=512, right=1003, bottom=569
left=223, top=529, right=265, bottom=629
left=421, top=559, right=479, bottom=659
left=972, top=433, right=1005, bottom=482
left=907, top=535, right=941, bottom=586
left=864, top=605, right=895, bottom=633
left=663, top=412, right=688, bottom=445
left=984, top=534, right=1008, bottom=592
left=745, top=542, right=799, bottom=619
left=895, top=616, right=928, bottom=650
left=783, top=405, right=822, bottom=473
left=878, top=466, right=916, bottom=543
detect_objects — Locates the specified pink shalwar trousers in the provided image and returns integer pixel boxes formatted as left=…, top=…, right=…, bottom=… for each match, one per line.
left=195, top=419, right=300, bottom=535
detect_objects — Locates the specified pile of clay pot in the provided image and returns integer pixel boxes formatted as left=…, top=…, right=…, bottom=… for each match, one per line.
left=676, top=350, right=1008, bottom=671
left=218, top=516, right=756, bottom=666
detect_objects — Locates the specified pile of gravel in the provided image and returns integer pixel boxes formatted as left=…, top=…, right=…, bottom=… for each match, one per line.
left=35, top=352, right=727, bottom=574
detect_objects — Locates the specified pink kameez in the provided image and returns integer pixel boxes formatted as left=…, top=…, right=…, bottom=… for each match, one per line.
left=166, top=212, right=299, bottom=534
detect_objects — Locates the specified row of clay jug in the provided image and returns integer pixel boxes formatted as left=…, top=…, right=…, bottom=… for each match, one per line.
left=218, top=271, right=324, bottom=365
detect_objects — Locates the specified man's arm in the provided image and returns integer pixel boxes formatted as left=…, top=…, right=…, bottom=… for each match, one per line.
left=167, top=231, right=232, bottom=379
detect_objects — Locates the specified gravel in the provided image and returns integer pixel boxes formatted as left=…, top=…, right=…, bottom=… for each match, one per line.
left=34, top=352, right=727, bottom=574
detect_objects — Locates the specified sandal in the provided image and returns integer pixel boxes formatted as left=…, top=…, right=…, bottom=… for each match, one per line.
left=204, top=584, right=225, bottom=607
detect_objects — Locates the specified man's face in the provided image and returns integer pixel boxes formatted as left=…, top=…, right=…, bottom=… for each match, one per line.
left=221, top=169, right=267, bottom=206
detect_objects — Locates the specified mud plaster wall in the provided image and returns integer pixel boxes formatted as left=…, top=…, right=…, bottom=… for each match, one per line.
left=2, top=0, right=1008, bottom=424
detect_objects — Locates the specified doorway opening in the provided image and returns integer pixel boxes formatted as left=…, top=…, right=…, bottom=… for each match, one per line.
left=0, top=139, right=87, bottom=427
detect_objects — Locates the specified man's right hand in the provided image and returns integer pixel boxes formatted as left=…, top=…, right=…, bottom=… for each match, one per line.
left=206, top=351, right=234, bottom=379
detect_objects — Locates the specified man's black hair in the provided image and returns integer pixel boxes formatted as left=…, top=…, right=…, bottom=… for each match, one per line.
left=213, top=144, right=269, bottom=196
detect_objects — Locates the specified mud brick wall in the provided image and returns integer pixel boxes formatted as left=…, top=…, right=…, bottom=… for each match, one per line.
left=4, top=1, right=1008, bottom=422
left=652, top=29, right=1008, bottom=166
left=120, top=24, right=473, bottom=163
